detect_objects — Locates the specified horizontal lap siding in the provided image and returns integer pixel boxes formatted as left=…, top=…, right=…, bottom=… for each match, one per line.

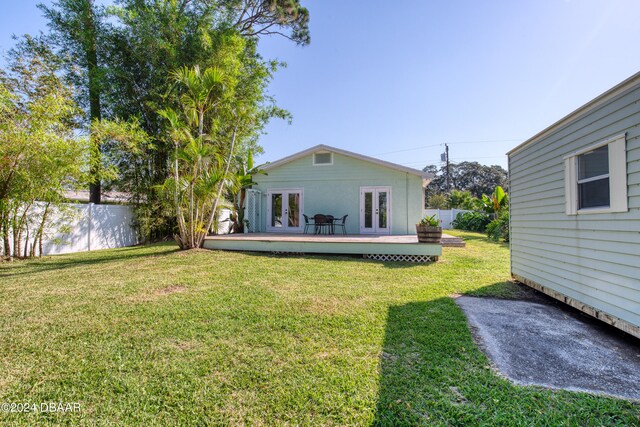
left=253, top=152, right=424, bottom=235
left=509, top=83, right=640, bottom=330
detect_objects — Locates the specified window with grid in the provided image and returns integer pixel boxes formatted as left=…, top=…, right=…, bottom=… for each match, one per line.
left=564, top=134, right=627, bottom=215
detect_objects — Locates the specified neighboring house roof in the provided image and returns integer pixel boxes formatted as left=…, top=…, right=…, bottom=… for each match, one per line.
left=508, top=70, right=640, bottom=156
left=63, top=190, right=131, bottom=204
left=261, top=144, right=433, bottom=182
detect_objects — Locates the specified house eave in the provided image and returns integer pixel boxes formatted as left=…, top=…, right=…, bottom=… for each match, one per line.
left=261, top=144, right=432, bottom=179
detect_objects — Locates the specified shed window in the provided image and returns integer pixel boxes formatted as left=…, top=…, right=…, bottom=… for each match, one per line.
left=313, top=152, right=333, bottom=165
left=577, top=146, right=609, bottom=209
left=564, top=134, right=627, bottom=215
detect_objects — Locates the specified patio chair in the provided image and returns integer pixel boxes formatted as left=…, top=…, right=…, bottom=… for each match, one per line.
left=303, top=214, right=314, bottom=234
left=332, top=214, right=348, bottom=235
left=313, top=214, right=331, bottom=234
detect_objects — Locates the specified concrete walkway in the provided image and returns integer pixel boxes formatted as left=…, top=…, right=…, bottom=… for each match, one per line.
left=456, top=295, right=640, bottom=400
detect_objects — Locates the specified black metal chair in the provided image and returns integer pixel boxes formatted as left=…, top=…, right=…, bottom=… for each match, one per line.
left=332, top=215, right=348, bottom=235
left=303, top=214, right=314, bottom=234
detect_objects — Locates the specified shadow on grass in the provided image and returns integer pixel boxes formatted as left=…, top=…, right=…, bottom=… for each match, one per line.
left=461, top=280, right=533, bottom=300
left=235, top=250, right=437, bottom=269
left=0, top=244, right=180, bottom=278
left=373, top=298, right=479, bottom=426
left=373, top=295, right=640, bottom=426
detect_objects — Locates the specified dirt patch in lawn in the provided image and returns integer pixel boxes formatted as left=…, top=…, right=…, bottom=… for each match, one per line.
left=173, top=248, right=211, bottom=256
left=156, top=284, right=187, bottom=295
left=128, top=284, right=188, bottom=303
left=165, top=338, right=201, bottom=352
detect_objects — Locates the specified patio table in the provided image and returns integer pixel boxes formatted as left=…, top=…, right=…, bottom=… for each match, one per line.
left=313, top=214, right=334, bottom=234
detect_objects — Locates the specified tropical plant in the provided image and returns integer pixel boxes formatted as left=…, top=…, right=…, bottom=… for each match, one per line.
left=451, top=211, right=492, bottom=232
left=480, top=185, right=508, bottom=215
left=37, top=0, right=308, bottom=241
left=448, top=189, right=478, bottom=210
left=158, top=65, right=235, bottom=249
left=418, top=214, right=440, bottom=227
left=487, top=211, right=510, bottom=242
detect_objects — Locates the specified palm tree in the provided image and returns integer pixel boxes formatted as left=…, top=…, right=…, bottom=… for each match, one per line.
left=159, top=65, right=239, bottom=249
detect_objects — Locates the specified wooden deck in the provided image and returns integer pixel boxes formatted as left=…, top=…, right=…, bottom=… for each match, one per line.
left=205, top=233, right=463, bottom=245
left=202, top=233, right=464, bottom=261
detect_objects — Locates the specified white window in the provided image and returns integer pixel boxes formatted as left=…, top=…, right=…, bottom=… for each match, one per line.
left=313, top=152, right=333, bottom=165
left=564, top=134, right=627, bottom=215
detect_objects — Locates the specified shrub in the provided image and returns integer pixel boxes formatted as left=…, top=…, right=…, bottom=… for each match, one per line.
left=487, top=211, right=510, bottom=242
left=448, top=190, right=478, bottom=210
left=451, top=211, right=491, bottom=232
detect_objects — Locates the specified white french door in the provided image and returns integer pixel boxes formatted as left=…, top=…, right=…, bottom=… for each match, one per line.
left=266, top=189, right=304, bottom=232
left=360, top=187, right=391, bottom=234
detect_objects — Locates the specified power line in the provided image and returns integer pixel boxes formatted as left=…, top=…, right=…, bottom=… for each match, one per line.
left=373, top=143, right=441, bottom=156
left=372, top=138, right=523, bottom=156
left=400, top=155, right=507, bottom=167
left=452, top=155, right=508, bottom=160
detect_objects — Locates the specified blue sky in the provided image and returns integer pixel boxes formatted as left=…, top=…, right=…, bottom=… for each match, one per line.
left=3, top=1, right=640, bottom=170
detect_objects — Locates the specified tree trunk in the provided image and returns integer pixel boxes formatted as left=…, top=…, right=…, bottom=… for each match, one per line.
left=237, top=189, right=247, bottom=233
left=0, top=208, right=11, bottom=262
left=14, top=202, right=32, bottom=258
left=84, top=0, right=103, bottom=204
left=200, top=122, right=239, bottom=247
left=23, top=227, right=29, bottom=258
left=34, top=203, right=51, bottom=258
left=10, top=206, right=18, bottom=259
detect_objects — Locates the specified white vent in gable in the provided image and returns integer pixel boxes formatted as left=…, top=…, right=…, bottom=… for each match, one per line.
left=313, top=152, right=333, bottom=165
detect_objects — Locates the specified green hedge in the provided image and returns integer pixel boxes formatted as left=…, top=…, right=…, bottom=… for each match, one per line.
left=451, top=211, right=492, bottom=232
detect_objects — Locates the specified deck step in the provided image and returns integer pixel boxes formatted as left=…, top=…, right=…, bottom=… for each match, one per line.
left=441, top=236, right=466, bottom=247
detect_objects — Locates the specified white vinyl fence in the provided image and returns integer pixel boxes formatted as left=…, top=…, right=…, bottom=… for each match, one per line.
left=216, top=208, right=233, bottom=234
left=10, top=202, right=138, bottom=256
left=5, top=202, right=241, bottom=257
left=422, top=209, right=472, bottom=229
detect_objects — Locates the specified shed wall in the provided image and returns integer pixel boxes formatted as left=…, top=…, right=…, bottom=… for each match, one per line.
left=509, top=83, right=640, bottom=331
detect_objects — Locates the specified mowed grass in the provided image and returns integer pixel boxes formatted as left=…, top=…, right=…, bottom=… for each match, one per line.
left=0, top=231, right=638, bottom=426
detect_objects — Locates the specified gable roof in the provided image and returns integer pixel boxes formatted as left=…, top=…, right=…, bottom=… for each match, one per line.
left=261, top=144, right=433, bottom=181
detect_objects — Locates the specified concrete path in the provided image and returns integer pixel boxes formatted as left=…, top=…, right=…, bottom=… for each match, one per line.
left=455, top=295, right=640, bottom=400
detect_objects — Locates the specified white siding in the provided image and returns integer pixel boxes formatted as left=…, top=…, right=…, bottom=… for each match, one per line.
left=509, top=82, right=640, bottom=332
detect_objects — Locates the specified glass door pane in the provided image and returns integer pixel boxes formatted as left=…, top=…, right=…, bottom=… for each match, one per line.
left=288, top=193, right=300, bottom=227
left=364, top=192, right=373, bottom=228
left=271, top=193, right=283, bottom=228
left=378, top=191, right=387, bottom=229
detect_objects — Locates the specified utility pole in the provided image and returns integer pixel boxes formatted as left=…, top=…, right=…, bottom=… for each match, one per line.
left=445, top=143, right=450, bottom=193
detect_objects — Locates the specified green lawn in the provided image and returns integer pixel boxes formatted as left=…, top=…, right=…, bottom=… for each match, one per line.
left=0, top=231, right=638, bottom=426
